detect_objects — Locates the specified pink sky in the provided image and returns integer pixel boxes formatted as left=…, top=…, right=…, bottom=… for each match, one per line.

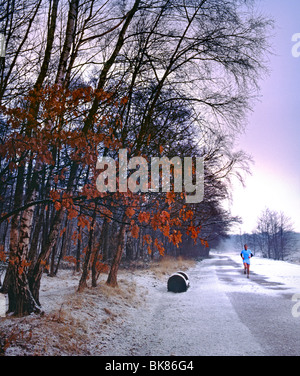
left=229, top=0, right=300, bottom=233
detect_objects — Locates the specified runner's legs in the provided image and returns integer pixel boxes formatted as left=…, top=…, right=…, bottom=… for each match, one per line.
left=246, top=263, right=250, bottom=277
left=243, top=262, right=250, bottom=277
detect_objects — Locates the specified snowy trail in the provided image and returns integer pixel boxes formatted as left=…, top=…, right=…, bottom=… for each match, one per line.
left=101, top=253, right=300, bottom=356
left=1, top=253, right=299, bottom=355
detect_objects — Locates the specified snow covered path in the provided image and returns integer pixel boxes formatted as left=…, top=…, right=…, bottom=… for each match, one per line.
left=1, top=253, right=300, bottom=356
left=101, top=253, right=300, bottom=356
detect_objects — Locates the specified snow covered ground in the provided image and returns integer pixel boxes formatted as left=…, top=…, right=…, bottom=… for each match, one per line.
left=0, top=253, right=300, bottom=356
left=226, top=251, right=300, bottom=295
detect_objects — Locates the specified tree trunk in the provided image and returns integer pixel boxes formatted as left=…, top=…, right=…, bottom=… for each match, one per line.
left=2, top=0, right=59, bottom=310
left=27, top=204, right=44, bottom=263
left=91, top=219, right=110, bottom=287
left=49, top=237, right=58, bottom=277
left=6, top=265, right=41, bottom=316
left=55, top=0, right=79, bottom=86
left=78, top=205, right=97, bottom=292
left=106, top=220, right=127, bottom=287
left=91, top=221, right=103, bottom=287
left=49, top=214, right=67, bottom=277
left=76, top=224, right=82, bottom=273
left=28, top=208, right=65, bottom=305
left=3, top=165, right=41, bottom=315
left=102, top=220, right=110, bottom=262
left=34, top=0, right=59, bottom=90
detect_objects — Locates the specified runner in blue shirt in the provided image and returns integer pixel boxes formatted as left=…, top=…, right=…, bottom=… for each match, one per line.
left=240, top=244, right=253, bottom=278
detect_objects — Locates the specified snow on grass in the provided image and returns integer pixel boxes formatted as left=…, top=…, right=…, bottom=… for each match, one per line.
left=1, top=254, right=299, bottom=356
left=227, top=252, right=300, bottom=295
left=0, top=258, right=194, bottom=356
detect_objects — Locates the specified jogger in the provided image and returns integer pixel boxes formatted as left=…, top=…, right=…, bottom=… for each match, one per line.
left=240, top=244, right=253, bottom=278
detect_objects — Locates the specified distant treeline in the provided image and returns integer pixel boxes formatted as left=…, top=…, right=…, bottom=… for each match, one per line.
left=230, top=230, right=299, bottom=261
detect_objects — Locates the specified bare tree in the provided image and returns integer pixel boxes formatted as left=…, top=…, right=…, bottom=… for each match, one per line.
left=0, top=0, right=273, bottom=316
left=256, top=208, right=296, bottom=260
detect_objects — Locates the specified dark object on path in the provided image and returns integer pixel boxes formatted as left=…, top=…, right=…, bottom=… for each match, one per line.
left=167, top=271, right=190, bottom=293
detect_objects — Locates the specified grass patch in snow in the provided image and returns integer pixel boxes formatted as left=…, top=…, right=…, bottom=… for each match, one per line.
left=149, top=256, right=196, bottom=279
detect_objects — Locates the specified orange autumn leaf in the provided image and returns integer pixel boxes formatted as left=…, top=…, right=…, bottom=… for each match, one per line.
left=143, top=234, right=152, bottom=245
left=125, top=207, right=135, bottom=218
left=54, top=201, right=62, bottom=211
left=95, top=261, right=109, bottom=274
left=63, top=255, right=77, bottom=265
left=165, top=191, right=175, bottom=205
left=67, top=207, right=78, bottom=220
left=169, top=230, right=182, bottom=247
left=160, top=210, right=170, bottom=223
left=154, top=238, right=165, bottom=256
left=180, top=209, right=194, bottom=221
left=40, top=259, right=47, bottom=266
left=200, top=238, right=209, bottom=247
left=18, top=259, right=31, bottom=275
left=50, top=190, right=60, bottom=202
left=138, top=211, right=150, bottom=224
left=130, top=224, right=139, bottom=239
left=120, top=96, right=128, bottom=105
left=162, top=225, right=170, bottom=237
left=0, top=250, right=6, bottom=262
left=204, top=240, right=209, bottom=248
left=77, top=215, right=90, bottom=230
